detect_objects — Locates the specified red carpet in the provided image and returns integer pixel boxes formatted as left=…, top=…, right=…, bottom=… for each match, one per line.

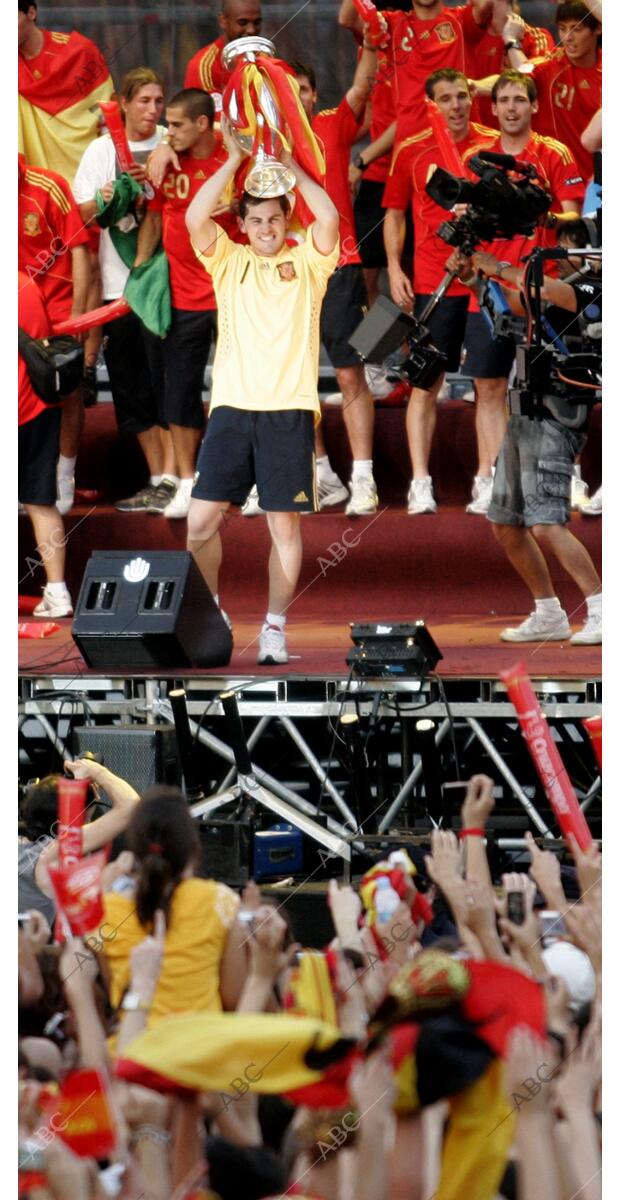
left=18, top=402, right=601, bottom=680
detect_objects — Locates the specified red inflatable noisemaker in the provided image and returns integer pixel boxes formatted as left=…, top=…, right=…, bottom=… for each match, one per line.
left=501, top=661, right=593, bottom=850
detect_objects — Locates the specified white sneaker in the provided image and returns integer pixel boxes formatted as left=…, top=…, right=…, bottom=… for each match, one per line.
left=580, top=486, right=602, bottom=516
left=571, top=475, right=589, bottom=510
left=317, top=475, right=349, bottom=509
left=466, top=475, right=494, bottom=515
left=461, top=387, right=475, bottom=403
left=364, top=363, right=393, bottom=400
left=257, top=623, right=288, bottom=664
left=33, top=585, right=73, bottom=618
left=163, top=485, right=192, bottom=518
left=345, top=476, right=378, bottom=516
left=322, top=391, right=343, bottom=406
left=570, top=609, right=602, bottom=645
left=241, top=486, right=265, bottom=517
left=407, top=477, right=437, bottom=515
left=437, top=378, right=451, bottom=401
left=56, top=475, right=75, bottom=516
left=500, top=609, right=571, bottom=643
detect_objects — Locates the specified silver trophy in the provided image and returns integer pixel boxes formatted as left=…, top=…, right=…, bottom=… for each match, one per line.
left=222, top=36, right=296, bottom=198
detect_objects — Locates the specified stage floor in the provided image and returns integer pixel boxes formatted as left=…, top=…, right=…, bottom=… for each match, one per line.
left=18, top=609, right=601, bottom=680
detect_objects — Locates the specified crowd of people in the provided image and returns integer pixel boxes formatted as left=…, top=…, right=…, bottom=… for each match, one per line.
left=18, top=762, right=602, bottom=1199
left=18, top=0, right=602, bottom=659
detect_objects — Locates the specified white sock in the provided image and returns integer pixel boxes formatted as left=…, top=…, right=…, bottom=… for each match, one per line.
left=57, top=454, right=76, bottom=479
left=316, top=455, right=338, bottom=481
left=46, top=580, right=69, bottom=598
left=573, top=464, right=582, bottom=480
left=536, top=597, right=563, bottom=616
left=150, top=474, right=163, bottom=486
left=351, top=459, right=373, bottom=482
left=266, top=611, right=286, bottom=629
left=586, top=591, right=602, bottom=615
left=178, top=477, right=194, bottom=492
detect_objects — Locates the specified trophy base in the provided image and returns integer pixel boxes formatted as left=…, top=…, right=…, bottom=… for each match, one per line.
left=245, top=161, right=297, bottom=199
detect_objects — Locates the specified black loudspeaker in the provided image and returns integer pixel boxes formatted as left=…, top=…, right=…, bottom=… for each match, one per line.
left=198, top=820, right=252, bottom=887
left=73, top=724, right=181, bottom=794
left=72, top=551, right=233, bottom=669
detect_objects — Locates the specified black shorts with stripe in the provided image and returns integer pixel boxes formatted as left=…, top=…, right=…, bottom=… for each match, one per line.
left=192, top=406, right=317, bottom=512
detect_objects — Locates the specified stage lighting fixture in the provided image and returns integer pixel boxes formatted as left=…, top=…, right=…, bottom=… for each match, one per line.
left=346, top=621, right=443, bottom=678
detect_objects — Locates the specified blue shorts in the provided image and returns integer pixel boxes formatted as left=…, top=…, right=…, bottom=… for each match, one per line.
left=488, top=415, right=587, bottom=527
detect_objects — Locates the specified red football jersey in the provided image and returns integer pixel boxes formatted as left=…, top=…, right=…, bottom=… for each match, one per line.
left=467, top=24, right=554, bottom=128
left=383, top=121, right=496, bottom=295
left=312, top=99, right=363, bottom=266
left=18, top=158, right=89, bottom=324
left=364, top=45, right=397, bottom=185
left=463, top=131, right=585, bottom=269
left=383, top=5, right=487, bottom=141
left=149, top=135, right=238, bottom=311
left=18, top=270, right=50, bottom=426
left=184, top=36, right=228, bottom=105
left=531, top=48, right=602, bottom=183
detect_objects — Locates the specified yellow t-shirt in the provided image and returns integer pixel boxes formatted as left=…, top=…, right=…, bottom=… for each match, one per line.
left=192, top=224, right=339, bottom=415
left=103, top=878, right=239, bottom=1027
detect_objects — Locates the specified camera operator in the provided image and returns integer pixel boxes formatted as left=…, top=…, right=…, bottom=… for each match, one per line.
left=463, top=71, right=585, bottom=275
left=383, top=69, right=503, bottom=515
left=449, top=245, right=602, bottom=646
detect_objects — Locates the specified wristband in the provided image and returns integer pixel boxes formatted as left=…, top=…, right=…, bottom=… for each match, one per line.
left=459, top=828, right=485, bottom=839
left=134, top=1125, right=172, bottom=1146
left=504, top=40, right=523, bottom=52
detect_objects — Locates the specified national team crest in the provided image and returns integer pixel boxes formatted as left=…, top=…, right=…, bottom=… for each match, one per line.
left=435, top=22, right=456, bottom=44
left=23, top=212, right=41, bottom=237
left=276, top=261, right=297, bottom=282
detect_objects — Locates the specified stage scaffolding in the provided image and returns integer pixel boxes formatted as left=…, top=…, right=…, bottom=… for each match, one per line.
left=18, top=671, right=602, bottom=864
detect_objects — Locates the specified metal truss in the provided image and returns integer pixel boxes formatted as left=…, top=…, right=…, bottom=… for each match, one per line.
left=19, top=672, right=602, bottom=860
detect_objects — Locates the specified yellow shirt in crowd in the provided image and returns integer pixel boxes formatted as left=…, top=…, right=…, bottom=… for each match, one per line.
left=103, top=877, right=239, bottom=1027
left=192, top=224, right=339, bottom=418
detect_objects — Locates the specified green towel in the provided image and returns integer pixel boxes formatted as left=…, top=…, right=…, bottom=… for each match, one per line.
left=95, top=173, right=143, bottom=228
left=95, top=175, right=171, bottom=338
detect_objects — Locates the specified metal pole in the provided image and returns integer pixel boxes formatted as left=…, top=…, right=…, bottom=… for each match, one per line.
left=29, top=711, right=71, bottom=762
left=218, top=716, right=272, bottom=790
left=279, top=717, right=358, bottom=830
left=466, top=718, right=553, bottom=837
left=378, top=719, right=451, bottom=832
left=157, top=700, right=355, bottom=846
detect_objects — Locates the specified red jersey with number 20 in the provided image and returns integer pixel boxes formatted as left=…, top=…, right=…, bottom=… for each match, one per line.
left=383, top=122, right=496, bottom=296
left=148, top=135, right=238, bottom=311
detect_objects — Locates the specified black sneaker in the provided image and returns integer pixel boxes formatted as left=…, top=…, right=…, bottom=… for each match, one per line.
left=115, top=485, right=158, bottom=512
left=147, top=478, right=178, bottom=514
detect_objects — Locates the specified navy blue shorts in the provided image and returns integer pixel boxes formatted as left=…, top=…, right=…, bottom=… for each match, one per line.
left=192, top=406, right=317, bottom=512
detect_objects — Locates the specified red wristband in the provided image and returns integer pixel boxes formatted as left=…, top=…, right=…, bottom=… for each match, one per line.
left=459, top=827, right=485, bottom=839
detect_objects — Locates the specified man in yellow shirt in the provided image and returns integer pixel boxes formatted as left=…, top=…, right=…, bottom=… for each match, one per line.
left=186, top=121, right=339, bottom=665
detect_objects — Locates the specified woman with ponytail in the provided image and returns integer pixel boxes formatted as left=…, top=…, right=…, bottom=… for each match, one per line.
left=101, top=786, right=245, bottom=1026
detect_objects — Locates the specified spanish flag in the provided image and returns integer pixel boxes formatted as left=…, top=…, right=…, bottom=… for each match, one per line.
left=19, top=28, right=113, bottom=183
left=116, top=1012, right=356, bottom=1098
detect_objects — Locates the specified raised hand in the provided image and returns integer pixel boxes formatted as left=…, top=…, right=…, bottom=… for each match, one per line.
left=462, top=774, right=495, bottom=827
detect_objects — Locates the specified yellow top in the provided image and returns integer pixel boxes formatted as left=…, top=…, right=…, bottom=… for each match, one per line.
left=103, top=878, right=239, bottom=1027
left=192, top=225, right=339, bottom=416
